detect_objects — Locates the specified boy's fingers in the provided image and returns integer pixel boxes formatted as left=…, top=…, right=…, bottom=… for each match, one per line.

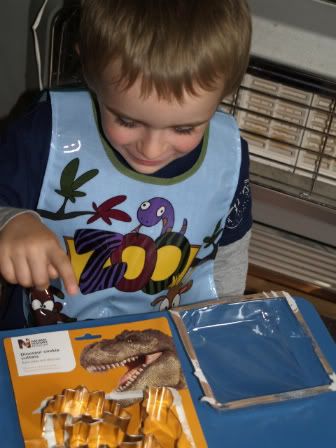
left=28, top=256, right=51, bottom=290
left=13, top=257, right=33, bottom=288
left=47, top=264, right=59, bottom=279
left=49, top=250, right=78, bottom=295
left=0, top=259, right=17, bottom=285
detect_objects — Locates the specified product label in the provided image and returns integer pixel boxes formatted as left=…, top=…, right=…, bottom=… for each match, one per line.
left=11, top=331, right=76, bottom=376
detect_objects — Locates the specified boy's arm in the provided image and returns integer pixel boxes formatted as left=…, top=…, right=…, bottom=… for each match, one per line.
left=218, top=137, right=252, bottom=246
left=0, top=207, right=41, bottom=231
left=214, top=230, right=251, bottom=296
left=0, top=93, right=50, bottom=274
left=0, top=92, right=51, bottom=215
left=0, top=96, right=52, bottom=328
left=0, top=95, right=78, bottom=294
left=214, top=137, right=252, bottom=296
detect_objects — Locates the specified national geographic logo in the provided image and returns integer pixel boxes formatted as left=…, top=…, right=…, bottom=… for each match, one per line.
left=17, top=337, right=48, bottom=349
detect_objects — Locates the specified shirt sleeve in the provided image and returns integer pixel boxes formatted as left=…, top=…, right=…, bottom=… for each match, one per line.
left=214, top=229, right=251, bottom=297
left=219, top=137, right=252, bottom=246
left=0, top=93, right=52, bottom=330
left=0, top=208, right=41, bottom=231
left=0, top=92, right=51, bottom=213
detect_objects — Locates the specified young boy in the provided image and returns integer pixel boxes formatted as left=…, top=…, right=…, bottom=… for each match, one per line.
left=0, top=0, right=252, bottom=329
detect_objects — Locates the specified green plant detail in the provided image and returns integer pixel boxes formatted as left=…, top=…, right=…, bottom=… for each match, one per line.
left=38, top=158, right=99, bottom=220
left=191, top=219, right=224, bottom=267
left=55, top=158, right=98, bottom=204
left=203, top=219, right=223, bottom=249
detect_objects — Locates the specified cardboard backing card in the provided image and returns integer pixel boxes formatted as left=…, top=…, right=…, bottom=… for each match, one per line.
left=4, top=316, right=206, bottom=448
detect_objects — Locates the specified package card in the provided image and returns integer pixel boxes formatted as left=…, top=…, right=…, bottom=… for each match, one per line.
left=4, top=316, right=207, bottom=448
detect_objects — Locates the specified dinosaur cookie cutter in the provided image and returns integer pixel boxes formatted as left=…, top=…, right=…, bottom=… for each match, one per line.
left=41, top=386, right=192, bottom=447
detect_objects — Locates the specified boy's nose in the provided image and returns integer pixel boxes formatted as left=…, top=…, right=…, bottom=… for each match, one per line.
left=137, top=130, right=165, bottom=160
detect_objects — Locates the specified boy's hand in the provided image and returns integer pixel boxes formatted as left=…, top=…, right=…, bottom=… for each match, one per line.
left=0, top=213, right=78, bottom=295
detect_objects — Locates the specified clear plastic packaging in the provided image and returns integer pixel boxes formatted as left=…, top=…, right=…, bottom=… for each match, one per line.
left=171, top=291, right=336, bottom=409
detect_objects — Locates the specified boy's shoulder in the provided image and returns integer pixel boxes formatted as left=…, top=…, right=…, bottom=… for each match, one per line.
left=0, top=90, right=52, bottom=182
left=3, top=90, right=52, bottom=139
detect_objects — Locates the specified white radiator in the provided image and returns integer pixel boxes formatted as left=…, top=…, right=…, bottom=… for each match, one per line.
left=249, top=223, right=336, bottom=292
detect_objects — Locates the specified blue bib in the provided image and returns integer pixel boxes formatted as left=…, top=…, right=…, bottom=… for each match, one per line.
left=26, top=90, right=241, bottom=325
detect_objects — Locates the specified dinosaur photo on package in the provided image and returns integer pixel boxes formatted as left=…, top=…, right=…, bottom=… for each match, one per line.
left=80, top=329, right=186, bottom=393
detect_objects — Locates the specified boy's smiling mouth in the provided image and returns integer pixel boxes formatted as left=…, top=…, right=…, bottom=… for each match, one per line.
left=131, top=155, right=166, bottom=166
left=123, top=149, right=172, bottom=170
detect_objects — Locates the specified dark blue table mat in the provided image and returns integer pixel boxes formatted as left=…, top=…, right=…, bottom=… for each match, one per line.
left=1, top=297, right=336, bottom=447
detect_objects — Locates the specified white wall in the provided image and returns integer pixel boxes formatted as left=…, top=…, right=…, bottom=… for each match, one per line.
left=0, top=0, right=32, bottom=120
left=248, top=0, right=336, bottom=78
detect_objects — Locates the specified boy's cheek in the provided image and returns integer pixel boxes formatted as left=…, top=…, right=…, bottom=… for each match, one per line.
left=102, top=123, right=133, bottom=147
left=174, top=133, right=205, bottom=154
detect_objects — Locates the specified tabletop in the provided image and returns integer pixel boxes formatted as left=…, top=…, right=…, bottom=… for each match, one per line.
left=0, top=297, right=336, bottom=447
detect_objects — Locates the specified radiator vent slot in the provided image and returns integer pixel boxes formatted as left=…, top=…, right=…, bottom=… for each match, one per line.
left=249, top=223, right=336, bottom=291
left=221, top=58, right=336, bottom=211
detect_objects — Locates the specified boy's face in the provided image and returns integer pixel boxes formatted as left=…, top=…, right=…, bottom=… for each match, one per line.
left=94, top=73, right=223, bottom=174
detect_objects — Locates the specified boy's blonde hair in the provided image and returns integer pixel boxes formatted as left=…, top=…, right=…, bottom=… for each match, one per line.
left=79, top=0, right=251, bottom=101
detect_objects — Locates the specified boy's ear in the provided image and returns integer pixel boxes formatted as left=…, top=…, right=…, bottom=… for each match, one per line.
left=75, top=43, right=80, bottom=56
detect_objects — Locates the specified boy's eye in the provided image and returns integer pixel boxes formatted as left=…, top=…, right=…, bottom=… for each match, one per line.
left=174, top=126, right=194, bottom=135
left=116, top=116, right=137, bottom=128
